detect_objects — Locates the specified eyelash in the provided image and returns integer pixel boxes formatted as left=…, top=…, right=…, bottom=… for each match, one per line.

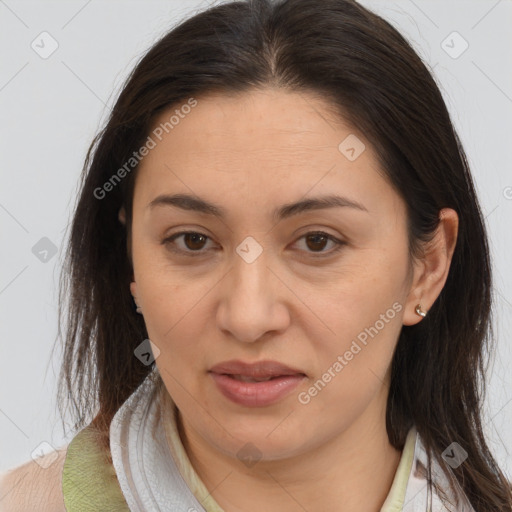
left=161, top=230, right=346, bottom=258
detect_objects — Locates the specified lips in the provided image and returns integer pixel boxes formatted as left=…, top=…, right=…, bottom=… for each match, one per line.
left=229, top=374, right=278, bottom=383
left=210, top=359, right=304, bottom=376
left=208, top=359, right=307, bottom=407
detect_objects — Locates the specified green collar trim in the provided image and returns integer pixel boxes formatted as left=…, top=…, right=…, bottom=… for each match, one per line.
left=62, top=425, right=129, bottom=511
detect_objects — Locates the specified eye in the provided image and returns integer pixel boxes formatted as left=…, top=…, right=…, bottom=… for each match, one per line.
left=161, top=231, right=215, bottom=256
left=292, top=231, right=346, bottom=256
left=162, top=230, right=345, bottom=258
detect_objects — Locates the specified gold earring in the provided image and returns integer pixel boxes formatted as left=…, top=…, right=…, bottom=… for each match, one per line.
left=415, top=304, right=427, bottom=318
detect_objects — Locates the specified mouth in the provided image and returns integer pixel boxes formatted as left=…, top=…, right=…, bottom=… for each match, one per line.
left=227, top=374, right=286, bottom=382
left=208, top=360, right=307, bottom=407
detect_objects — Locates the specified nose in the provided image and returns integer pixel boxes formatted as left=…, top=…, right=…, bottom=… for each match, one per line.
left=216, top=247, right=291, bottom=344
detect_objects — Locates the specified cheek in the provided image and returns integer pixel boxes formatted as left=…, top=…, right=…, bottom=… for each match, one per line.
left=141, top=288, right=205, bottom=359
left=312, top=299, right=403, bottom=391
left=309, top=247, right=408, bottom=386
left=297, top=305, right=402, bottom=436
left=133, top=242, right=212, bottom=337
left=134, top=267, right=209, bottom=380
left=320, top=249, right=406, bottom=325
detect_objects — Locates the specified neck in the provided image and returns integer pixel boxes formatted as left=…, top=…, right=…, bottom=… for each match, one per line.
left=177, top=387, right=403, bottom=512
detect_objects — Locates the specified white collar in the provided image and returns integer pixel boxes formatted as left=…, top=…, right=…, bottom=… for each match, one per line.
left=109, top=368, right=474, bottom=512
left=110, top=368, right=204, bottom=511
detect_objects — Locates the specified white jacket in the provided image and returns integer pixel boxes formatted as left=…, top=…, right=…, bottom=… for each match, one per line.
left=0, top=368, right=476, bottom=511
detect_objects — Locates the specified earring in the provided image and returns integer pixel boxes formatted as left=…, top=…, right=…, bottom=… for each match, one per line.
left=415, top=304, right=427, bottom=318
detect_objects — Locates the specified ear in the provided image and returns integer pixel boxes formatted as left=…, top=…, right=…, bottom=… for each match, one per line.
left=130, top=280, right=138, bottom=299
left=118, top=206, right=126, bottom=225
left=402, top=208, right=458, bottom=326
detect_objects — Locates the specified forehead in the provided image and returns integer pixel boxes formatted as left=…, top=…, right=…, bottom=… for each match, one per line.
left=132, top=88, right=400, bottom=219
left=149, top=88, right=352, bottom=153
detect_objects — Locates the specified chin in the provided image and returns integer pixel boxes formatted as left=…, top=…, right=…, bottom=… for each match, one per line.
left=203, top=412, right=315, bottom=461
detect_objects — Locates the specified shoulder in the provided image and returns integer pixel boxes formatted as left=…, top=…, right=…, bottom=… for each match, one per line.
left=0, top=445, right=68, bottom=512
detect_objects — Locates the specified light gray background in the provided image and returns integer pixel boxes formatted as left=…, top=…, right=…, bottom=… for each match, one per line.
left=1, top=0, right=511, bottom=477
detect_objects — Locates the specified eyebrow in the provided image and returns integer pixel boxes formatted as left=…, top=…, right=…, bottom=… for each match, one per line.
left=147, top=193, right=368, bottom=221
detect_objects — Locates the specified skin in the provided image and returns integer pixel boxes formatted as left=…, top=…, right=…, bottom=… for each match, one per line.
left=121, top=87, right=458, bottom=512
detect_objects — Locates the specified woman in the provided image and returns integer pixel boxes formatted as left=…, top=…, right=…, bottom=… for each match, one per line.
left=1, top=0, right=510, bottom=510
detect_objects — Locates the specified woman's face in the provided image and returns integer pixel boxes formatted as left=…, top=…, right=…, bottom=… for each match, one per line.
left=129, top=88, right=418, bottom=461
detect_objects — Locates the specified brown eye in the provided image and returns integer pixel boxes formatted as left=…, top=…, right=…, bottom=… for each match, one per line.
left=182, top=233, right=208, bottom=250
left=162, top=231, right=213, bottom=256
left=294, top=231, right=346, bottom=256
left=305, top=233, right=329, bottom=252
left=162, top=230, right=345, bottom=258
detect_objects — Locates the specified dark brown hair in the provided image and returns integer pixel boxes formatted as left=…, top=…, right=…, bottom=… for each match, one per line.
left=56, top=0, right=512, bottom=509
